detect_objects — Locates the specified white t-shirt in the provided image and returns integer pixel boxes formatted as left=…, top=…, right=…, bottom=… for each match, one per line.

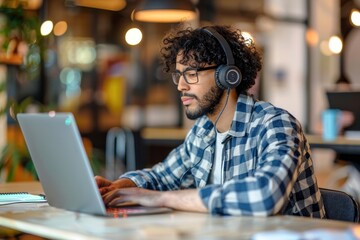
left=209, top=131, right=228, bottom=184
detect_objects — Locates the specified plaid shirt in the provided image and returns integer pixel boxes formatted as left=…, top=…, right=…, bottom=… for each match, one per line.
left=122, top=94, right=325, bottom=218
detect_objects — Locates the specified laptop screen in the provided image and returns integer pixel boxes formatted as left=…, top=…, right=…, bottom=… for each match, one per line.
left=17, top=112, right=172, bottom=217
left=17, top=112, right=107, bottom=215
left=326, top=91, right=360, bottom=131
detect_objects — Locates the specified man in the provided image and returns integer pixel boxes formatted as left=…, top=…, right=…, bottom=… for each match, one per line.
left=96, top=25, right=325, bottom=218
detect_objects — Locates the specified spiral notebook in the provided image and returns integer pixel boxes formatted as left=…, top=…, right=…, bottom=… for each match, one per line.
left=0, top=192, right=47, bottom=205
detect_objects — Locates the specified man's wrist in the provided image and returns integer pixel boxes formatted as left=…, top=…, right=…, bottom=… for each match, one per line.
left=159, top=191, right=170, bottom=208
left=114, top=178, right=137, bottom=188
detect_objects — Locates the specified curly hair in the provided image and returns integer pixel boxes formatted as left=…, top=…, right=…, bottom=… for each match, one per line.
left=160, top=25, right=262, bottom=94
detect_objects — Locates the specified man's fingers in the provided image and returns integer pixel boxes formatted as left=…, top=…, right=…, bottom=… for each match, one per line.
left=103, top=189, right=134, bottom=205
left=108, top=198, right=131, bottom=207
left=95, top=175, right=104, bottom=186
left=99, top=187, right=109, bottom=195
left=95, top=175, right=111, bottom=188
left=100, top=186, right=117, bottom=196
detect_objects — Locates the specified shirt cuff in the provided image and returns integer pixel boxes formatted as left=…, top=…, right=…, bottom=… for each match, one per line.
left=198, top=184, right=223, bottom=214
left=120, top=171, right=149, bottom=188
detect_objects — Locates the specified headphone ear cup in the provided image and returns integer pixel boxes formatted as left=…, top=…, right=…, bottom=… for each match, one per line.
left=215, top=65, right=227, bottom=90
left=215, top=65, right=242, bottom=90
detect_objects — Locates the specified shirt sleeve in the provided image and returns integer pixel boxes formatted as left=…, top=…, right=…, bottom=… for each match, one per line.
left=198, top=112, right=306, bottom=216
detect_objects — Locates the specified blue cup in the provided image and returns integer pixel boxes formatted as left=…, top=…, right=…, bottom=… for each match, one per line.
left=322, top=109, right=340, bottom=141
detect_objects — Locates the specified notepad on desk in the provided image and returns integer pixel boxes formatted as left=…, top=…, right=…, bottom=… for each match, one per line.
left=0, top=192, right=47, bottom=205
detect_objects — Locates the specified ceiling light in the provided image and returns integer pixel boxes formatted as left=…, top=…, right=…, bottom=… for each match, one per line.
left=40, top=20, right=53, bottom=36
left=125, top=28, right=143, bottom=46
left=133, top=0, right=197, bottom=23
left=350, top=9, right=360, bottom=27
left=20, top=0, right=43, bottom=9
left=75, top=0, right=126, bottom=11
left=328, top=36, right=343, bottom=54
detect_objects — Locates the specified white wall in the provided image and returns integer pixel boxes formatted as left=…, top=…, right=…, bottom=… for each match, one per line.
left=345, top=28, right=360, bottom=86
left=262, top=23, right=307, bottom=124
left=262, top=0, right=307, bottom=125
left=261, top=0, right=340, bottom=131
left=309, top=0, right=340, bottom=132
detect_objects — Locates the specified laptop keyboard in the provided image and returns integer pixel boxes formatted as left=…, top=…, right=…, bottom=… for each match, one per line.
left=106, top=206, right=172, bottom=217
left=106, top=206, right=148, bottom=218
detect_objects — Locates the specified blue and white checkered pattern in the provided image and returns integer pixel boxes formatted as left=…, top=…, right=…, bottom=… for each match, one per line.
left=122, top=94, right=325, bottom=218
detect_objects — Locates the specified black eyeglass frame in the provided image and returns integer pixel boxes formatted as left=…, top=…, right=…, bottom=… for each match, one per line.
left=171, top=66, right=218, bottom=85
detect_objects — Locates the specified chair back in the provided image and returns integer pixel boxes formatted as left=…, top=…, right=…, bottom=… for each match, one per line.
left=320, top=188, right=360, bottom=222
left=105, top=127, right=136, bottom=180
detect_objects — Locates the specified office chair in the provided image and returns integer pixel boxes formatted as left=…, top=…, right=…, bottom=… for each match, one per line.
left=320, top=188, right=360, bottom=222
left=105, top=127, right=136, bottom=180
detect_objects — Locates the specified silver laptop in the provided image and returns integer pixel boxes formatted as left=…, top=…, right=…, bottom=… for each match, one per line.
left=17, top=112, right=171, bottom=217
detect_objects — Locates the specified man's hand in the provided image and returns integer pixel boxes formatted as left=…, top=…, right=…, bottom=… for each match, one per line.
left=96, top=176, right=208, bottom=213
left=102, top=187, right=208, bottom=213
left=103, top=187, right=165, bottom=207
left=95, top=176, right=136, bottom=195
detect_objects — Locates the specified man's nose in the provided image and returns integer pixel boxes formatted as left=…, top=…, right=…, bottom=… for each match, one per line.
left=177, top=75, right=189, bottom=91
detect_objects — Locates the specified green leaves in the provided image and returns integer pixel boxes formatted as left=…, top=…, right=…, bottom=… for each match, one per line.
left=0, top=5, right=40, bottom=50
left=0, top=141, right=38, bottom=182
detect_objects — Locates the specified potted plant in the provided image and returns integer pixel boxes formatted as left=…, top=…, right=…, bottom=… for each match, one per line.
left=0, top=4, right=42, bottom=181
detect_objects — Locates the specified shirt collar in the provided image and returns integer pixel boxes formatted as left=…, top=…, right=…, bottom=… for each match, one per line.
left=228, top=93, right=255, bottom=137
left=193, top=93, right=256, bottom=140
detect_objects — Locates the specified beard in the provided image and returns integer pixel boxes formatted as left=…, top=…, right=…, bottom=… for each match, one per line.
left=184, top=86, right=224, bottom=120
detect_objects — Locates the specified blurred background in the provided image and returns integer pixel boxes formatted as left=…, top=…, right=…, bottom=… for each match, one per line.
left=0, top=0, right=359, bottom=183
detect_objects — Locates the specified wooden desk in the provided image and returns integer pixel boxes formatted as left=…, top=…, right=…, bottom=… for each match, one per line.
left=0, top=181, right=44, bottom=194
left=307, top=134, right=360, bottom=155
left=141, top=130, right=360, bottom=155
left=134, top=129, right=360, bottom=169
left=141, top=127, right=187, bottom=146
left=0, top=182, right=359, bottom=240
left=140, top=130, right=360, bottom=157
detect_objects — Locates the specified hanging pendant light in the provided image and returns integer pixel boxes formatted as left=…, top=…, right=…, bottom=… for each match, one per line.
left=75, top=0, right=126, bottom=11
left=133, top=0, right=197, bottom=23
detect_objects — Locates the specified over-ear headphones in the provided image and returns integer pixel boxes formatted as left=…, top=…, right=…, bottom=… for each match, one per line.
left=203, top=27, right=242, bottom=90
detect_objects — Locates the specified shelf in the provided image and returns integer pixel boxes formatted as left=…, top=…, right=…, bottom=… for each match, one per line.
left=0, top=54, right=23, bottom=65
left=141, top=127, right=188, bottom=141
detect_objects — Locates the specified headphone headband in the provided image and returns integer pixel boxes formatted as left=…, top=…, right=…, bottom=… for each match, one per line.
left=203, top=27, right=235, bottom=65
left=202, top=26, right=242, bottom=90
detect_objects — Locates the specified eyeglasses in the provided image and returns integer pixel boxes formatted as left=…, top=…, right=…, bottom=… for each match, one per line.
left=171, top=66, right=218, bottom=85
